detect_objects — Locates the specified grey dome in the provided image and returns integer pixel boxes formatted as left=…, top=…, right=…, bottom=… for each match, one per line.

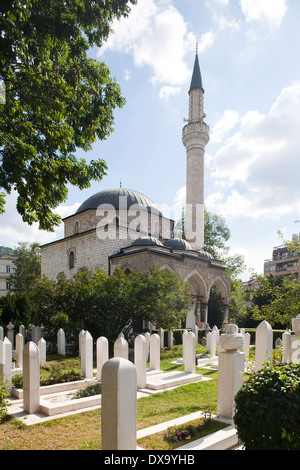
left=163, top=238, right=192, bottom=250
left=131, top=236, right=163, bottom=247
left=198, top=250, right=213, bottom=260
left=76, top=188, right=162, bottom=215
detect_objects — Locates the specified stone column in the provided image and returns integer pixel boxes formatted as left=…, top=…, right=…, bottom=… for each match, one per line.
left=202, top=302, right=208, bottom=327
left=35, top=326, right=42, bottom=344
left=168, top=330, right=174, bottom=349
left=81, top=331, right=93, bottom=379
left=182, top=329, right=187, bottom=364
left=210, top=329, right=217, bottom=357
left=291, top=315, right=300, bottom=364
left=38, top=338, right=47, bottom=366
left=134, top=335, right=147, bottom=389
left=192, top=324, right=199, bottom=345
left=0, top=337, right=12, bottom=394
left=217, top=333, right=245, bottom=421
left=19, top=325, right=25, bottom=341
left=206, top=331, right=211, bottom=354
left=184, top=331, right=196, bottom=374
left=16, top=333, right=24, bottom=369
left=149, top=334, right=160, bottom=371
left=158, top=327, right=164, bottom=349
left=243, top=332, right=251, bottom=360
left=282, top=331, right=291, bottom=364
left=78, top=329, right=85, bottom=358
left=57, top=328, right=66, bottom=356
left=226, top=323, right=238, bottom=334
left=255, top=320, right=273, bottom=371
left=96, top=336, right=109, bottom=382
left=6, top=322, right=14, bottom=349
left=114, top=336, right=128, bottom=360
left=23, top=342, right=40, bottom=414
left=101, top=357, right=137, bottom=450
left=223, top=305, right=229, bottom=323
left=144, top=332, right=150, bottom=361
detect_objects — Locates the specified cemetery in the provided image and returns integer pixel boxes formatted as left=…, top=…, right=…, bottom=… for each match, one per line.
left=0, top=315, right=299, bottom=450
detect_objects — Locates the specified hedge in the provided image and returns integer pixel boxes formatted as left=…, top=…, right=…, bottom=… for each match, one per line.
left=234, top=363, right=300, bottom=450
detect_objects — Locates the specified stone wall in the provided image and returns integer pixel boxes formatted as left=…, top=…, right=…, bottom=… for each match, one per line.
left=110, top=247, right=231, bottom=303
left=41, top=229, right=128, bottom=279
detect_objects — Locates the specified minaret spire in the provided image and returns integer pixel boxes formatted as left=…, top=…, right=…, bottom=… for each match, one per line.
left=189, top=47, right=204, bottom=94
left=182, top=51, right=209, bottom=250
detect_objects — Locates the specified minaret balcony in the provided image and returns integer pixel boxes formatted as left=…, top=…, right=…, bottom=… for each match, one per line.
left=182, top=121, right=209, bottom=149
left=182, top=121, right=209, bottom=139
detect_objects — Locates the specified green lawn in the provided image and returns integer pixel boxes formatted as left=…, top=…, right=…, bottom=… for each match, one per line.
left=0, top=345, right=220, bottom=450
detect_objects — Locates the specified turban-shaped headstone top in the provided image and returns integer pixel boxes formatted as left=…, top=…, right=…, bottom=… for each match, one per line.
left=219, top=333, right=244, bottom=351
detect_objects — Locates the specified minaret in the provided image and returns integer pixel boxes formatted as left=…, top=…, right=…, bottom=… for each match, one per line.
left=182, top=48, right=209, bottom=250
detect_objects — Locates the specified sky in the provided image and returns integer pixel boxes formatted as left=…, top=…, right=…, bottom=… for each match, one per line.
left=1, top=0, right=300, bottom=280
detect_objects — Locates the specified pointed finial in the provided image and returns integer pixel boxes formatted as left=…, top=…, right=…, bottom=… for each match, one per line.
left=120, top=180, right=122, bottom=188
left=196, top=42, right=198, bottom=54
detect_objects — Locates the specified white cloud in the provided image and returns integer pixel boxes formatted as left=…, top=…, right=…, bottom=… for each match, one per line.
left=240, top=0, right=288, bottom=27
left=197, top=32, right=216, bottom=53
left=205, top=0, right=240, bottom=31
left=208, top=82, right=300, bottom=219
left=159, top=86, right=181, bottom=100
left=124, top=69, right=131, bottom=81
left=98, top=0, right=214, bottom=96
left=211, top=110, right=240, bottom=142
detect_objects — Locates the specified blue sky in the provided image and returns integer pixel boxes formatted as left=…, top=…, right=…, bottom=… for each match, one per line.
left=1, top=0, right=300, bottom=280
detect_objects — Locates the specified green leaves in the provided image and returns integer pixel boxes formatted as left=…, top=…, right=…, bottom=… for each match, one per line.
left=30, top=266, right=192, bottom=346
left=251, top=274, right=300, bottom=328
left=234, top=363, right=300, bottom=450
left=0, top=0, right=135, bottom=230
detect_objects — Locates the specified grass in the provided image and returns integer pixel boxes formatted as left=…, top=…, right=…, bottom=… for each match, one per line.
left=1, top=345, right=220, bottom=450
left=138, top=417, right=228, bottom=450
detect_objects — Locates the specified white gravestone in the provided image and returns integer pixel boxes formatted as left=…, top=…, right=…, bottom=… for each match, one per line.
left=23, top=342, right=40, bottom=414
left=255, top=320, right=273, bottom=371
left=96, top=336, right=109, bottom=382
left=101, top=357, right=137, bottom=450
left=217, top=333, right=245, bottom=420
left=134, top=335, right=147, bottom=389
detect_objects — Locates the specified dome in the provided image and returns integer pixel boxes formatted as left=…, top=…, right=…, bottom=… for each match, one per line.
left=76, top=188, right=162, bottom=215
left=198, top=250, right=213, bottom=260
left=163, top=238, right=192, bottom=251
left=130, top=236, right=163, bottom=247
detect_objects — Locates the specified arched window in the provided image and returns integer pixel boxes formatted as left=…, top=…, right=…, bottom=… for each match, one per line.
left=74, top=221, right=79, bottom=234
left=69, top=251, right=75, bottom=269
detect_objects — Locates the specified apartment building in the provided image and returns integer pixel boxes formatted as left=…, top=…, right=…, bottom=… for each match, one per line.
left=0, top=256, right=16, bottom=297
left=264, top=234, right=300, bottom=278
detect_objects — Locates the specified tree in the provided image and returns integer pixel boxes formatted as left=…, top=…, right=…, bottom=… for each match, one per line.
left=203, top=209, right=230, bottom=259
left=9, top=242, right=41, bottom=292
left=0, top=291, right=32, bottom=329
left=251, top=274, right=300, bottom=328
left=175, top=207, right=246, bottom=276
left=0, top=0, right=136, bottom=230
left=227, top=277, right=248, bottom=326
left=30, top=266, right=192, bottom=347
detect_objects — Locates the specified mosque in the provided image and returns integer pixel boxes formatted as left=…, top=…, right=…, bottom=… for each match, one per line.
left=40, top=52, right=231, bottom=328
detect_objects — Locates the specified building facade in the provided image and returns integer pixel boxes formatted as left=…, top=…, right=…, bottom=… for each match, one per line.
left=0, top=256, right=16, bottom=297
left=41, top=52, right=231, bottom=328
left=264, top=234, right=300, bottom=278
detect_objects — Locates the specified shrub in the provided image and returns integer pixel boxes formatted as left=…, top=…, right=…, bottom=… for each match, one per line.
left=0, top=377, right=10, bottom=416
left=234, top=363, right=300, bottom=450
left=40, top=366, right=81, bottom=385
left=73, top=382, right=101, bottom=399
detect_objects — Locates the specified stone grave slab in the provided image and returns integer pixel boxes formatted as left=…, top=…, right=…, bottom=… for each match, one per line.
left=144, top=370, right=203, bottom=391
